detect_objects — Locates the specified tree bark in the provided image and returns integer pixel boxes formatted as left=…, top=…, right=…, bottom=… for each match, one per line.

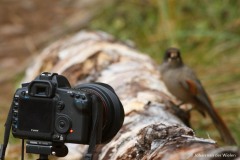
left=23, top=31, right=239, bottom=160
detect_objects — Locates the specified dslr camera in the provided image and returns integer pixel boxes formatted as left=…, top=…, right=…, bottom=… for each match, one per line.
left=0, top=72, right=124, bottom=159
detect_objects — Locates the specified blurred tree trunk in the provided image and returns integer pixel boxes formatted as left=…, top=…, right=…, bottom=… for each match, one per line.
left=23, top=31, right=239, bottom=160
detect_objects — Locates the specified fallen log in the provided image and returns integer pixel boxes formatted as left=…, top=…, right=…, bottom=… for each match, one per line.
left=22, top=31, right=238, bottom=160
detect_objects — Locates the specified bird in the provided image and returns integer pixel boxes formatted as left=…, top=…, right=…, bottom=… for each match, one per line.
left=159, top=47, right=236, bottom=145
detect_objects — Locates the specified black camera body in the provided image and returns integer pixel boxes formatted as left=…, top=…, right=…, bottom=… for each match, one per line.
left=11, top=72, right=124, bottom=145
left=12, top=74, right=92, bottom=144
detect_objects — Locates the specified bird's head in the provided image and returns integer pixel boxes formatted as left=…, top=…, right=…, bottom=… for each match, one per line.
left=163, top=47, right=183, bottom=67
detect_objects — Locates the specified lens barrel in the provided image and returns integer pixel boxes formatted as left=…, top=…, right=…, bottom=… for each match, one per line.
left=76, top=83, right=124, bottom=143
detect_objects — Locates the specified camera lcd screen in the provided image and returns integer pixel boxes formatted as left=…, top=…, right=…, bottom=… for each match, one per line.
left=18, top=96, right=55, bottom=134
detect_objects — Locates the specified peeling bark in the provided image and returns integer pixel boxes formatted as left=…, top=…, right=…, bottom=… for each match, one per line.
left=23, top=31, right=239, bottom=160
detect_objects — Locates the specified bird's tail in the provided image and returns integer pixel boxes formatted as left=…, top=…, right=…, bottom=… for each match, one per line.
left=206, top=106, right=236, bottom=145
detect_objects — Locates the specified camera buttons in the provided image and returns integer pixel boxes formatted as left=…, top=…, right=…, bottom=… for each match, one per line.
left=75, top=94, right=86, bottom=100
left=13, top=112, right=18, bottom=117
left=14, top=101, right=19, bottom=106
left=14, top=96, right=19, bottom=102
left=81, top=95, right=86, bottom=100
left=21, top=91, right=26, bottom=96
left=53, top=134, right=60, bottom=140
left=75, top=94, right=80, bottom=98
left=55, top=116, right=71, bottom=134
left=57, top=101, right=65, bottom=110
left=74, top=100, right=88, bottom=111
left=13, top=105, right=18, bottom=110
left=70, top=92, right=75, bottom=97
left=60, top=121, right=65, bottom=128
left=13, top=120, right=17, bottom=125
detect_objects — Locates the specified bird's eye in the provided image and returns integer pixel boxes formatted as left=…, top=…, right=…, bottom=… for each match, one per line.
left=167, top=52, right=172, bottom=57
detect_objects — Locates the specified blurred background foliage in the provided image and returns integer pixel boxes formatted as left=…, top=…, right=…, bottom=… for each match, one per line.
left=0, top=0, right=239, bottom=156
left=88, top=0, right=240, bottom=144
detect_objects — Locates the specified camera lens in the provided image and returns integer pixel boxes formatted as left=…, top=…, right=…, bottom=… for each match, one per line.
left=75, top=83, right=124, bottom=143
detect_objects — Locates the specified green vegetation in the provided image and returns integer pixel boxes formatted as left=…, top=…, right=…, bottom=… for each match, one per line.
left=88, top=0, right=240, bottom=144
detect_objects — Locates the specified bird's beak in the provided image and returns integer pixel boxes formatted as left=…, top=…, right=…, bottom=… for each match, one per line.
left=167, top=52, right=178, bottom=62
left=170, top=52, right=178, bottom=58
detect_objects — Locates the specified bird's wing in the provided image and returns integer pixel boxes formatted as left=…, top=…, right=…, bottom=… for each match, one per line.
left=180, top=71, right=213, bottom=108
left=179, top=66, right=213, bottom=116
left=183, top=79, right=198, bottom=96
left=178, top=66, right=201, bottom=96
left=175, top=65, right=236, bottom=145
left=179, top=78, right=207, bottom=117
